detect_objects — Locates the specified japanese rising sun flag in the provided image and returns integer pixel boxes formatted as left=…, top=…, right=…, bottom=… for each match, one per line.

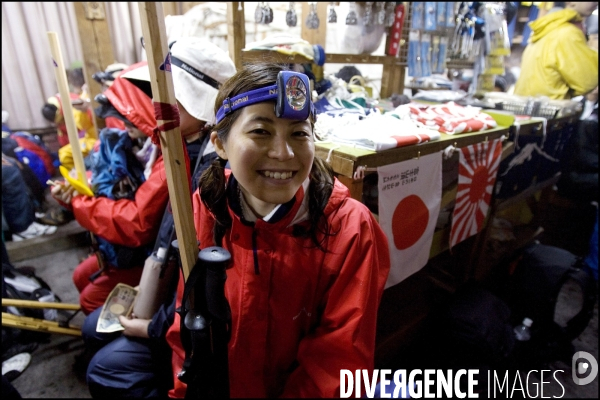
left=449, top=138, right=503, bottom=249
left=378, top=151, right=442, bottom=289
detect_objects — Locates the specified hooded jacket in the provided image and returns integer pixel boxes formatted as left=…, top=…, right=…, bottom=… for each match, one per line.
left=514, top=8, right=598, bottom=100
left=166, top=172, right=391, bottom=398
left=70, top=63, right=169, bottom=248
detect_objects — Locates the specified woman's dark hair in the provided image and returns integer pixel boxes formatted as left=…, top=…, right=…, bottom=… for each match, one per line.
left=199, top=63, right=335, bottom=250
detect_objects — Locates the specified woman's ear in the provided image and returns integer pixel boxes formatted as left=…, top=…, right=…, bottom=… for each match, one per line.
left=211, top=131, right=228, bottom=160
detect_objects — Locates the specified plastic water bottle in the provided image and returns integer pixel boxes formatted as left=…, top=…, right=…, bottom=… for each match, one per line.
left=514, top=318, right=533, bottom=341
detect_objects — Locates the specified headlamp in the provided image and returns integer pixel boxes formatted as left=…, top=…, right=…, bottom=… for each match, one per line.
left=216, top=71, right=313, bottom=124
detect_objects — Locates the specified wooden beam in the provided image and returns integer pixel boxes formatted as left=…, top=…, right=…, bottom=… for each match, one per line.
left=73, top=2, right=115, bottom=131
left=181, top=2, right=204, bottom=15
left=162, top=2, right=180, bottom=17
left=227, top=2, right=246, bottom=70
left=138, top=2, right=198, bottom=280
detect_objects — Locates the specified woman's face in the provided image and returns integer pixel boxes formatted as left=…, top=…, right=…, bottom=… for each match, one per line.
left=178, top=101, right=204, bottom=140
left=212, top=102, right=314, bottom=218
left=124, top=122, right=146, bottom=140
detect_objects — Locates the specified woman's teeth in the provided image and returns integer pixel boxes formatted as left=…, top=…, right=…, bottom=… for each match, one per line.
left=262, top=171, right=293, bottom=179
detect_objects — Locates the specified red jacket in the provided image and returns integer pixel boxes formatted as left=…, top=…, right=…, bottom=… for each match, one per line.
left=166, top=173, right=391, bottom=398
left=71, top=158, right=169, bottom=247
left=71, top=62, right=169, bottom=248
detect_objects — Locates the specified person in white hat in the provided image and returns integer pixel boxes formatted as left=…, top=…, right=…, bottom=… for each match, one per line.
left=58, top=37, right=236, bottom=399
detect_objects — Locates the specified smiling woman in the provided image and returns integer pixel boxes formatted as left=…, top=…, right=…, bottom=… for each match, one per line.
left=165, top=63, right=391, bottom=398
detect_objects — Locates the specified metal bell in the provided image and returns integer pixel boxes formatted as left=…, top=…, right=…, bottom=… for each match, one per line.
left=306, top=3, right=320, bottom=30
left=346, top=2, right=358, bottom=25
left=286, top=2, right=297, bottom=27
left=328, top=3, right=337, bottom=23
left=254, top=3, right=263, bottom=23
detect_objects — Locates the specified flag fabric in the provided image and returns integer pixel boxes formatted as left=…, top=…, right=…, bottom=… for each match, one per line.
left=402, top=102, right=498, bottom=134
left=449, top=138, right=503, bottom=249
left=378, top=151, right=443, bottom=289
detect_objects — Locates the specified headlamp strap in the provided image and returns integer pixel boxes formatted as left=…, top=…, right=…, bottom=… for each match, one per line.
left=216, top=85, right=278, bottom=123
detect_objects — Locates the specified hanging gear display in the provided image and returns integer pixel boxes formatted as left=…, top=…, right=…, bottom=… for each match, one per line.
left=386, top=3, right=405, bottom=56
left=305, top=2, right=320, bottom=30
left=263, top=2, right=273, bottom=24
left=385, top=2, right=397, bottom=28
left=450, top=2, right=485, bottom=60
left=286, top=2, right=297, bottom=27
left=346, top=2, right=358, bottom=25
left=255, top=2, right=273, bottom=25
left=254, top=2, right=262, bottom=23
left=364, top=2, right=374, bottom=26
left=376, top=2, right=386, bottom=25
left=328, top=2, right=337, bottom=23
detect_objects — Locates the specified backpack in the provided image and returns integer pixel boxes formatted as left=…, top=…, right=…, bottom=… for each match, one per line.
left=2, top=263, right=61, bottom=322
left=90, top=128, right=146, bottom=200
left=89, top=128, right=150, bottom=269
left=500, top=242, right=597, bottom=367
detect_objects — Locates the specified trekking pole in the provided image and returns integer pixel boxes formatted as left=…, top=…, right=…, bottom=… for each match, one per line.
left=171, top=242, right=231, bottom=399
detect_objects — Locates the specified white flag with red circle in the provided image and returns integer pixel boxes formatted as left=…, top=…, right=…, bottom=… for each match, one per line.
left=378, top=152, right=442, bottom=289
left=449, top=138, right=503, bottom=249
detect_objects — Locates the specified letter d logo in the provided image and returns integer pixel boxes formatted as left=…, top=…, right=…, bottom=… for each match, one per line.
left=572, top=351, right=598, bottom=385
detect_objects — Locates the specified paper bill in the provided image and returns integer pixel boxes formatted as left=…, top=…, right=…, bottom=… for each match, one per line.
left=96, top=283, right=138, bottom=333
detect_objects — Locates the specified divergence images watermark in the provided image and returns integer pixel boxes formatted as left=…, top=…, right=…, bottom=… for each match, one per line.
left=339, top=352, right=598, bottom=398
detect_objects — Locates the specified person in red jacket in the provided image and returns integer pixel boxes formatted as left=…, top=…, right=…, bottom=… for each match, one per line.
left=50, top=62, right=165, bottom=315
left=166, top=63, right=391, bottom=398
left=51, top=43, right=237, bottom=315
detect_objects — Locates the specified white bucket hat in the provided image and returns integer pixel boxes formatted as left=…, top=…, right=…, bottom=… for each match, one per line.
left=169, top=37, right=236, bottom=124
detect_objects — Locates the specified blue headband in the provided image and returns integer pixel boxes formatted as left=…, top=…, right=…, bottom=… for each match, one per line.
left=216, top=71, right=313, bottom=124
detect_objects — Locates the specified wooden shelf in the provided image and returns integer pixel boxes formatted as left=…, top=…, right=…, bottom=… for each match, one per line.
left=240, top=49, right=406, bottom=66
left=446, top=59, right=476, bottom=70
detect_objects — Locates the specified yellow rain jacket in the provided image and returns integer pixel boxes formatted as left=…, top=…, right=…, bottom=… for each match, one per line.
left=514, top=9, right=598, bottom=100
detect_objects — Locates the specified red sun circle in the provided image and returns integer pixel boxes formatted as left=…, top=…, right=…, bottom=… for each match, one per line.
left=469, top=165, right=488, bottom=203
left=391, top=194, right=429, bottom=250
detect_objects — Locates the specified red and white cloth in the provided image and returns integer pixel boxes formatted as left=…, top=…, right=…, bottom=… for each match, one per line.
left=321, top=112, right=441, bottom=152
left=449, top=138, right=503, bottom=249
left=378, top=151, right=443, bottom=288
left=400, top=101, right=498, bottom=135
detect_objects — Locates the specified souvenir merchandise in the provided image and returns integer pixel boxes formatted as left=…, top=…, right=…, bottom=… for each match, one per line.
left=408, top=30, right=422, bottom=77
left=411, top=2, right=424, bottom=30
left=424, top=2, right=437, bottom=31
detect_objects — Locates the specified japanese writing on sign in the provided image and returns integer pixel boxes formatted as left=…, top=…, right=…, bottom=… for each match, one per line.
left=380, top=167, right=420, bottom=191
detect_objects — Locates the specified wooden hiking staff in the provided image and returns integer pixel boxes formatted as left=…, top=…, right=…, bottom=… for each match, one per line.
left=2, top=299, right=82, bottom=337
left=137, top=3, right=197, bottom=281
left=47, top=31, right=90, bottom=191
left=2, top=312, right=82, bottom=337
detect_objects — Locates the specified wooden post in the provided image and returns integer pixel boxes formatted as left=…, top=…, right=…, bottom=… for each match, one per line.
left=73, top=2, right=115, bottom=132
left=47, top=31, right=89, bottom=188
left=137, top=2, right=197, bottom=280
left=227, top=2, right=246, bottom=70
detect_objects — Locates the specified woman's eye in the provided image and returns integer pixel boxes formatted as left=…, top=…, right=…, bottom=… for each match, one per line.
left=293, top=130, right=311, bottom=137
left=249, top=128, right=270, bottom=135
